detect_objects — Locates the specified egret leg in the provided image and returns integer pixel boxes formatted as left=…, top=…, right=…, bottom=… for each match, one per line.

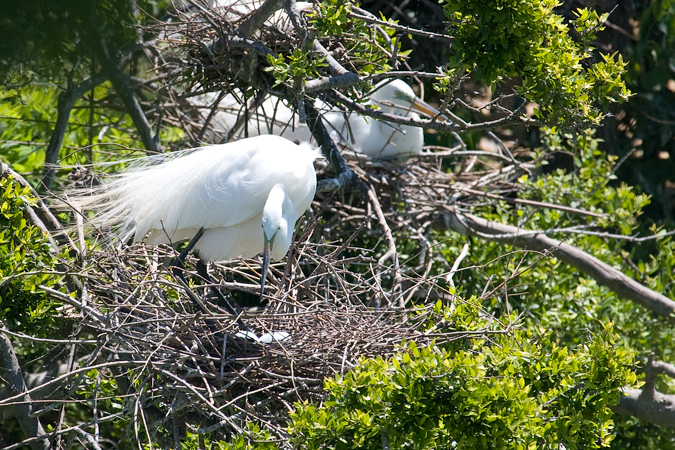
left=171, top=228, right=205, bottom=275
left=195, top=260, right=251, bottom=332
left=170, top=229, right=207, bottom=313
left=168, top=228, right=231, bottom=338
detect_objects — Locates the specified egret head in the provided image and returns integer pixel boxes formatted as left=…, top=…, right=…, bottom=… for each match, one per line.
left=260, top=183, right=294, bottom=302
left=370, top=79, right=445, bottom=120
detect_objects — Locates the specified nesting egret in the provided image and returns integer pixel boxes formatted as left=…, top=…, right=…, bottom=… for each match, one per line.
left=76, top=135, right=319, bottom=316
left=197, top=79, right=442, bottom=160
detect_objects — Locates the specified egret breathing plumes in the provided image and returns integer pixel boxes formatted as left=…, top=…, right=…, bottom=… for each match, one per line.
left=199, top=79, right=442, bottom=160
left=76, top=135, right=319, bottom=304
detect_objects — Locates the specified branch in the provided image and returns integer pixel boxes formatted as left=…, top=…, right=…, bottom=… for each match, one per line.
left=614, top=357, right=675, bottom=428
left=331, top=89, right=529, bottom=133
left=90, top=6, right=159, bottom=153
left=205, top=34, right=278, bottom=59
left=40, top=72, right=107, bottom=193
left=457, top=187, right=607, bottom=218
left=304, top=40, right=359, bottom=93
left=202, top=34, right=277, bottom=90
left=614, top=389, right=675, bottom=428
left=444, top=207, right=675, bottom=319
left=236, top=0, right=284, bottom=37
left=367, top=185, right=401, bottom=307
left=305, top=102, right=358, bottom=193
left=350, top=8, right=454, bottom=43
left=0, top=331, right=50, bottom=450
left=283, top=0, right=360, bottom=93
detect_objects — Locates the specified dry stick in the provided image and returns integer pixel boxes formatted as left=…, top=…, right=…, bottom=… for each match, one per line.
left=0, top=332, right=50, bottom=450
left=457, top=187, right=607, bottom=218
left=446, top=243, right=469, bottom=289
left=366, top=185, right=402, bottom=308
left=444, top=207, right=675, bottom=319
left=350, top=7, right=454, bottom=43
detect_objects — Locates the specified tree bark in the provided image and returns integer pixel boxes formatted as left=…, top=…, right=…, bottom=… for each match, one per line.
left=0, top=332, right=50, bottom=450
left=613, top=358, right=675, bottom=428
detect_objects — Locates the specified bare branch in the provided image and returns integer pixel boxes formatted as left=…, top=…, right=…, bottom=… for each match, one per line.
left=457, top=187, right=607, bottom=218
left=237, top=0, right=284, bottom=37
left=444, top=208, right=675, bottom=319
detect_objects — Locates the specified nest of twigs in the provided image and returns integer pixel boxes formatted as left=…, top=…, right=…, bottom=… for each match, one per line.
left=56, top=150, right=533, bottom=443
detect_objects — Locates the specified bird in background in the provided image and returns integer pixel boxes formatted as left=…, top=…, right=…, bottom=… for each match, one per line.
left=196, top=79, right=444, bottom=160
left=74, top=134, right=320, bottom=323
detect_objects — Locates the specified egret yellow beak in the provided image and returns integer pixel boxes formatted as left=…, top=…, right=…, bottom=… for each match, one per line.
left=412, top=97, right=450, bottom=122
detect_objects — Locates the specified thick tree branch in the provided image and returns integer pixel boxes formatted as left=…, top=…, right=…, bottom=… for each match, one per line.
left=40, top=72, right=107, bottom=193
left=444, top=207, right=675, bottom=319
left=306, top=103, right=357, bottom=193
left=236, top=0, right=284, bottom=37
left=90, top=7, right=159, bottom=153
left=614, top=389, right=675, bottom=428
left=614, top=357, right=675, bottom=428
left=0, top=331, right=50, bottom=450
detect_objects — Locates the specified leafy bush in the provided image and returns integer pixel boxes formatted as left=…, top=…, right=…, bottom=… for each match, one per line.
left=288, top=303, right=636, bottom=450
left=0, top=175, right=62, bottom=332
left=440, top=0, right=630, bottom=127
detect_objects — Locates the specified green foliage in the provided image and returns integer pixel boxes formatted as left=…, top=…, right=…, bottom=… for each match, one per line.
left=308, top=0, right=411, bottom=77
left=0, top=82, right=184, bottom=188
left=429, top=128, right=675, bottom=447
left=439, top=0, right=630, bottom=127
left=265, top=50, right=327, bottom=88
left=179, top=423, right=277, bottom=450
left=289, top=302, right=636, bottom=450
left=0, top=176, right=62, bottom=332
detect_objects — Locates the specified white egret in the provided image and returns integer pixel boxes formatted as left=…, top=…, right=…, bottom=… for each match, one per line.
left=198, top=79, right=442, bottom=160
left=76, top=135, right=319, bottom=318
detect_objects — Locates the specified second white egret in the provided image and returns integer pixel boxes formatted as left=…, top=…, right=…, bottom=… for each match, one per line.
left=199, top=79, right=441, bottom=160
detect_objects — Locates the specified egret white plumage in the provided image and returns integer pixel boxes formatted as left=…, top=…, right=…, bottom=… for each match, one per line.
left=77, top=134, right=319, bottom=308
left=198, top=79, right=442, bottom=160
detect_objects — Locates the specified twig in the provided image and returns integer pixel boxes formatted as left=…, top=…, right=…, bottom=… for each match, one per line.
left=446, top=244, right=469, bottom=288
left=456, top=187, right=607, bottom=218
